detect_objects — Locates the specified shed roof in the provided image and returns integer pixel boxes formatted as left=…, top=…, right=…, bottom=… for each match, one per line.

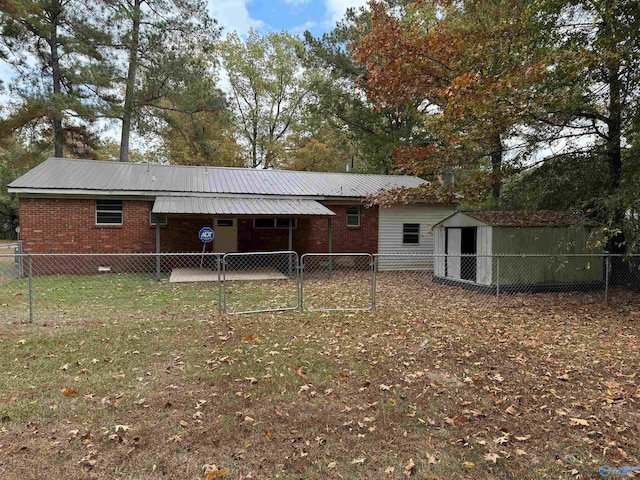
left=8, top=157, right=427, bottom=198
left=436, top=210, right=591, bottom=228
left=152, top=196, right=335, bottom=216
left=466, top=211, right=589, bottom=227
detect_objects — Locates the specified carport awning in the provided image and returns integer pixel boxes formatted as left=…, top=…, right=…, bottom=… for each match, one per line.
left=152, top=196, right=336, bottom=216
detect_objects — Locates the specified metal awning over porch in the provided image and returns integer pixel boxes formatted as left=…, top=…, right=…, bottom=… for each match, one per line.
left=152, top=196, right=336, bottom=216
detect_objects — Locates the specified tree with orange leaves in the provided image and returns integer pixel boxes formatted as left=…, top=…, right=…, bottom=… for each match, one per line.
left=354, top=0, right=558, bottom=205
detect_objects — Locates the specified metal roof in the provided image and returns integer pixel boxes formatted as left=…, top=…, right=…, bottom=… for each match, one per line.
left=435, top=210, right=592, bottom=228
left=8, top=157, right=427, bottom=198
left=152, top=196, right=336, bottom=216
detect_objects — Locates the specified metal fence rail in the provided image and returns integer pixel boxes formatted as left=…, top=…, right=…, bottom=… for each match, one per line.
left=2, top=252, right=640, bottom=322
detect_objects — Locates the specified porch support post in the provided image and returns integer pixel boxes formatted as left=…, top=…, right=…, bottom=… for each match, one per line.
left=155, top=220, right=161, bottom=281
left=328, top=216, right=333, bottom=271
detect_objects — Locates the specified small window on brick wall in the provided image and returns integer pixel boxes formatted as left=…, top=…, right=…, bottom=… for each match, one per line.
left=346, top=206, right=360, bottom=227
left=96, top=200, right=123, bottom=225
left=403, top=223, right=420, bottom=244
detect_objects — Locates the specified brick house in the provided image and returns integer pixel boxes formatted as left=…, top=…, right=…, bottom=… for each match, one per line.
left=9, top=158, right=454, bottom=257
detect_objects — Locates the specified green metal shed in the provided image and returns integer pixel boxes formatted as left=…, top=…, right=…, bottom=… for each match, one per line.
left=433, top=211, right=604, bottom=292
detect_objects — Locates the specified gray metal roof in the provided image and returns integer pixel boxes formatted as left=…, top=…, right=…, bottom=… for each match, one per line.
left=8, top=157, right=427, bottom=198
left=152, top=196, right=336, bottom=216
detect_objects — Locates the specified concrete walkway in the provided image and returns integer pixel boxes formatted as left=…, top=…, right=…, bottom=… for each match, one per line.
left=169, top=268, right=288, bottom=283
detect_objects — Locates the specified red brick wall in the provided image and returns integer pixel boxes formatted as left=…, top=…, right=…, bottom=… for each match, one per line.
left=238, top=219, right=290, bottom=252
left=18, top=197, right=379, bottom=255
left=163, top=217, right=215, bottom=253
left=18, top=197, right=157, bottom=254
left=296, top=204, right=378, bottom=254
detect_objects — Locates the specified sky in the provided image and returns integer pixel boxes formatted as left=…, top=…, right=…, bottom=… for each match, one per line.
left=208, top=0, right=369, bottom=38
left=0, top=0, right=369, bottom=146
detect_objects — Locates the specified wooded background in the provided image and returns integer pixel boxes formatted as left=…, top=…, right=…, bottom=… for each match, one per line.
left=0, top=0, right=638, bottom=252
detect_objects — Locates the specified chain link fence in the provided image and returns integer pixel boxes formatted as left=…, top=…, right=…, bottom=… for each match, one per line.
left=223, top=251, right=299, bottom=315
left=1, top=252, right=640, bottom=322
left=300, top=253, right=375, bottom=311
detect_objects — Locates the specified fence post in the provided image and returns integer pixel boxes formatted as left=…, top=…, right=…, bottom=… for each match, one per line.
left=28, top=254, right=33, bottom=323
left=217, top=254, right=222, bottom=315
left=155, top=223, right=161, bottom=281
left=605, top=255, right=610, bottom=305
left=496, top=256, right=500, bottom=307
left=371, top=255, right=377, bottom=310
left=299, top=255, right=305, bottom=311
left=220, top=255, right=226, bottom=314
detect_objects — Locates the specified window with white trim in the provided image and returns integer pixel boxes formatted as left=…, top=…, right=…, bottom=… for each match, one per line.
left=346, top=206, right=360, bottom=227
left=403, top=223, right=420, bottom=244
left=96, top=200, right=123, bottom=225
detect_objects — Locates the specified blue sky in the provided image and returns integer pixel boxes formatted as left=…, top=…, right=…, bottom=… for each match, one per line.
left=208, top=0, right=368, bottom=38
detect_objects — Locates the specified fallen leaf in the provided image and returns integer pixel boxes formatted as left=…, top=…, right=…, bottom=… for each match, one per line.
left=327, top=461, right=336, bottom=469
left=484, top=452, right=500, bottom=463
left=294, top=367, right=307, bottom=379
left=515, top=448, right=527, bottom=455
left=403, top=458, right=415, bottom=477
left=62, top=388, right=78, bottom=397
left=351, top=457, right=366, bottom=465
left=505, top=405, right=518, bottom=416
left=569, top=418, right=589, bottom=427
left=463, top=461, right=475, bottom=469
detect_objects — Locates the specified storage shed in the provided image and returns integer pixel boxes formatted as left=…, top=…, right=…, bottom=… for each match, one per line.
left=433, top=211, right=603, bottom=292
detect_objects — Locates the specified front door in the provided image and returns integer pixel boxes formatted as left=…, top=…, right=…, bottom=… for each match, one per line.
left=214, top=218, right=238, bottom=253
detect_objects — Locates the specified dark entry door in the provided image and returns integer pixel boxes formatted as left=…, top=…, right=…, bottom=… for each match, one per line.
left=460, top=227, right=477, bottom=281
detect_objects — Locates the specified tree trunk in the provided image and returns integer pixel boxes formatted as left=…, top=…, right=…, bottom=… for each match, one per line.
left=119, top=0, right=142, bottom=163
left=607, top=62, right=625, bottom=253
left=49, top=0, right=64, bottom=158
left=490, top=133, right=503, bottom=203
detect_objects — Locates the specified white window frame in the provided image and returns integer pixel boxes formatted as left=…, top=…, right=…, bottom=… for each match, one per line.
left=346, top=206, right=360, bottom=227
left=403, top=223, right=420, bottom=244
left=95, top=199, right=123, bottom=225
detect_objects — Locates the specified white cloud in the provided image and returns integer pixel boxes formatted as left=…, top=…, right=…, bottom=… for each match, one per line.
left=290, top=20, right=317, bottom=35
left=325, top=0, right=368, bottom=25
left=208, top=0, right=266, bottom=37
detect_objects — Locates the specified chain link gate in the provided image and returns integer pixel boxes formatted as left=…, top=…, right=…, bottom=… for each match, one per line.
left=300, top=253, right=375, bottom=311
left=222, top=251, right=299, bottom=315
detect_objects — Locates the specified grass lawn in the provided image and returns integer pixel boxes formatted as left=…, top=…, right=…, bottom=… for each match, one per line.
left=0, top=273, right=639, bottom=479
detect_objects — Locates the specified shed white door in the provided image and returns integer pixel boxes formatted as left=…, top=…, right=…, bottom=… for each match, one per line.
left=447, top=228, right=461, bottom=279
left=214, top=218, right=237, bottom=253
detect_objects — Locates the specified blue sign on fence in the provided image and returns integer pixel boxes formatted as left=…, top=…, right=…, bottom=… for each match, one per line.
left=199, top=227, right=215, bottom=243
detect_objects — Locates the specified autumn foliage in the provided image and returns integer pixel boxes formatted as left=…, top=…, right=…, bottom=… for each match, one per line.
left=354, top=0, right=552, bottom=204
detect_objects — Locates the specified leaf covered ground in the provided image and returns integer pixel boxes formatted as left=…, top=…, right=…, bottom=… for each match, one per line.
left=0, top=274, right=639, bottom=479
